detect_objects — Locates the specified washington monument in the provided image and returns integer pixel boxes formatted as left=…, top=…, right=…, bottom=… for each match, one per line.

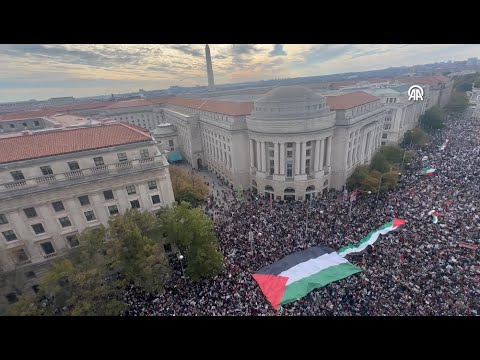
left=205, top=44, right=215, bottom=91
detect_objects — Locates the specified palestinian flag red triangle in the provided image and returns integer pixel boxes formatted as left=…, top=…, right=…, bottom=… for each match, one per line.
left=252, top=274, right=288, bottom=310
left=393, top=218, right=406, bottom=228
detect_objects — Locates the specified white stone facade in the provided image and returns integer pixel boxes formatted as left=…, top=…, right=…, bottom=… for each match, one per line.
left=164, top=86, right=387, bottom=199
left=0, top=142, right=175, bottom=273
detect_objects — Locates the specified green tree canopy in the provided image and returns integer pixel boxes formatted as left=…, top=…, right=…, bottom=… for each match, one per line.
left=158, top=201, right=224, bottom=282
left=370, top=152, right=390, bottom=173
left=169, top=166, right=209, bottom=206
left=445, top=91, right=469, bottom=114
left=8, top=211, right=170, bottom=316
left=420, top=106, right=445, bottom=130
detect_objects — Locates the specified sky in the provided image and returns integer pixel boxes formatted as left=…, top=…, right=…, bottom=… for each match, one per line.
left=0, top=44, right=479, bottom=102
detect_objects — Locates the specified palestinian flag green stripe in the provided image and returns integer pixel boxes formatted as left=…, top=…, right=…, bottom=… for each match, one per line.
left=337, top=218, right=406, bottom=257
left=280, top=262, right=361, bottom=305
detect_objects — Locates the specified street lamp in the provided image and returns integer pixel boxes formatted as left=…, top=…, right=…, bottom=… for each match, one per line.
left=177, top=253, right=186, bottom=284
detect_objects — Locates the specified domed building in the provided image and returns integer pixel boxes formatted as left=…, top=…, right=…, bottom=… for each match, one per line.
left=162, top=85, right=386, bottom=200
left=246, top=86, right=336, bottom=200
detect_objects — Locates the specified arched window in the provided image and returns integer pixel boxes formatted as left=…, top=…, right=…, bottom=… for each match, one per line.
left=323, top=180, right=328, bottom=187
left=284, top=188, right=295, bottom=194
left=252, top=180, right=257, bottom=187
left=306, top=185, right=315, bottom=192
left=265, top=185, right=274, bottom=192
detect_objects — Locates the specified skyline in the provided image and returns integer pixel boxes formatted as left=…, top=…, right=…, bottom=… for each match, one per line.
left=1, top=44, right=479, bottom=102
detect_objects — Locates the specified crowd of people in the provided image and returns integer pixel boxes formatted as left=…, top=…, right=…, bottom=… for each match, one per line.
left=124, top=113, right=480, bottom=316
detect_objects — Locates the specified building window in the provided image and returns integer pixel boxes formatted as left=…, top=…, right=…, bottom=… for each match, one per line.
left=10, top=124, right=15, bottom=128
left=84, top=210, right=96, bottom=222
left=103, top=190, right=114, bottom=200
left=40, top=165, right=53, bottom=175
left=140, top=149, right=150, bottom=159
left=306, top=149, right=311, bottom=157
left=126, top=185, right=136, bottom=195
left=52, top=201, right=65, bottom=212
left=22, top=122, right=27, bottom=127
left=169, top=140, right=174, bottom=147
left=287, top=143, right=293, bottom=148
left=148, top=180, right=157, bottom=190
left=108, top=205, right=119, bottom=215
left=10, top=171, right=25, bottom=181
left=305, top=159, right=311, bottom=175
left=269, top=150, right=274, bottom=157
left=269, top=160, right=275, bottom=175
left=130, top=200, right=141, bottom=209
left=58, top=216, right=72, bottom=228
left=40, top=241, right=55, bottom=255
left=78, top=195, right=90, bottom=206
left=117, top=152, right=128, bottom=162
left=15, top=248, right=29, bottom=263
left=32, top=223, right=46, bottom=235
left=23, top=207, right=38, bottom=218
left=68, top=161, right=80, bottom=171
left=34, top=120, right=40, bottom=126
left=66, top=234, right=80, bottom=248
left=2, top=230, right=17, bottom=242
left=151, top=195, right=161, bottom=205
left=381, top=141, right=386, bottom=146
left=287, top=162, right=293, bottom=177
left=0, top=213, right=7, bottom=225
left=382, top=133, right=388, bottom=139
left=94, top=156, right=105, bottom=166
left=306, top=141, right=311, bottom=147
left=287, top=150, right=293, bottom=157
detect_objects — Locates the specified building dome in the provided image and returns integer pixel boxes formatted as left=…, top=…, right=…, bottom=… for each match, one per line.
left=258, top=85, right=323, bottom=103
left=251, top=85, right=329, bottom=119
left=153, top=123, right=175, bottom=135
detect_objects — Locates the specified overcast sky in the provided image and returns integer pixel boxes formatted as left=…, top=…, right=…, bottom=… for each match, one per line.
left=1, top=44, right=479, bottom=102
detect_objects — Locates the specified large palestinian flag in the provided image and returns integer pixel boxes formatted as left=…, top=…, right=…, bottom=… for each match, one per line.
left=418, top=168, right=437, bottom=176
left=337, top=218, right=406, bottom=257
left=252, top=246, right=361, bottom=310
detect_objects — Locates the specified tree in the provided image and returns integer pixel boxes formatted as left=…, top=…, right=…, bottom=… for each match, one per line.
left=402, top=128, right=431, bottom=146
left=169, top=166, right=209, bottom=206
left=379, top=145, right=403, bottom=165
left=420, top=107, right=445, bottom=130
left=370, top=152, right=390, bottom=173
left=8, top=211, right=169, bottom=316
left=346, top=165, right=370, bottom=190
left=158, top=201, right=224, bottom=282
left=445, top=91, right=469, bottom=114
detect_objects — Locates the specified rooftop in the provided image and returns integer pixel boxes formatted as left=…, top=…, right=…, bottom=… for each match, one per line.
left=258, top=86, right=323, bottom=103
left=167, top=98, right=253, bottom=116
left=0, top=122, right=151, bottom=164
left=326, top=91, right=379, bottom=110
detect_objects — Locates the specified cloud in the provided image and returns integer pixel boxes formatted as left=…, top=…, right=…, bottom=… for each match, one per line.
left=1, top=44, right=480, bottom=102
left=170, top=44, right=203, bottom=58
left=269, top=44, right=287, bottom=57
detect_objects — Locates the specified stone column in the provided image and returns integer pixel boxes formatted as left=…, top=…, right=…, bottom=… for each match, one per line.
left=319, top=138, right=325, bottom=170
left=314, top=139, right=320, bottom=172
left=274, top=142, right=279, bottom=174
left=261, top=141, right=266, bottom=172
left=301, top=142, right=307, bottom=174
left=256, top=140, right=261, bottom=170
left=249, top=139, right=255, bottom=168
left=279, top=143, right=285, bottom=175
left=326, top=137, right=332, bottom=167
left=295, top=142, right=301, bottom=175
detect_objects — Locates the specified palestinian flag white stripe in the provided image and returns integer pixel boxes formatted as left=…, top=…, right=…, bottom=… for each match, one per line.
left=418, top=168, right=436, bottom=176
left=337, top=218, right=406, bottom=257
left=279, top=252, right=350, bottom=285
left=431, top=212, right=439, bottom=224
